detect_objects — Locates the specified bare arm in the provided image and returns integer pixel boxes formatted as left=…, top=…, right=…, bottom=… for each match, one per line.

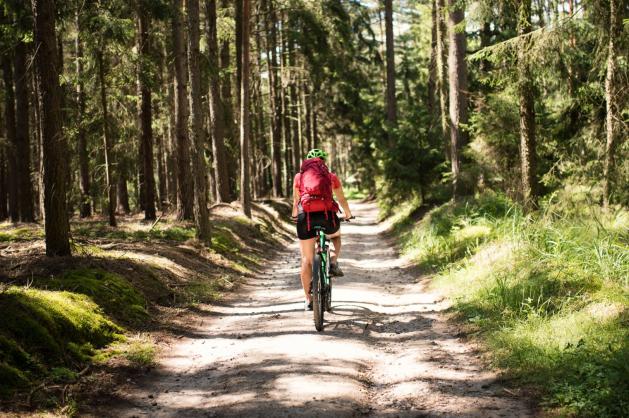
left=333, top=186, right=353, bottom=219
left=292, top=185, right=300, bottom=218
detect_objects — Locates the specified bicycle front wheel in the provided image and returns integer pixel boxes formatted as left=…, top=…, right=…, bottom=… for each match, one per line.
left=312, top=253, right=324, bottom=331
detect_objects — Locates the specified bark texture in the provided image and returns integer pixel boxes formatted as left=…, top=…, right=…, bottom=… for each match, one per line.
left=14, top=41, right=35, bottom=221
left=138, top=10, right=157, bottom=220
left=206, top=0, right=230, bottom=202
left=603, top=0, right=621, bottom=209
left=447, top=0, right=468, bottom=199
left=75, top=13, right=91, bottom=218
left=517, top=0, right=538, bottom=209
left=172, top=0, right=195, bottom=220
left=265, top=0, right=282, bottom=197
left=187, top=0, right=212, bottom=241
left=97, top=49, right=117, bottom=227
left=384, top=0, right=397, bottom=144
left=1, top=53, right=19, bottom=222
left=240, top=0, right=252, bottom=218
left=32, top=0, right=71, bottom=256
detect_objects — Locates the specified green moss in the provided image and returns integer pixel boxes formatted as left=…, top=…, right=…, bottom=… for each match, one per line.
left=212, top=227, right=240, bottom=254
left=71, top=222, right=195, bottom=243
left=0, top=226, right=44, bottom=242
left=0, top=286, right=123, bottom=397
left=36, top=269, right=148, bottom=326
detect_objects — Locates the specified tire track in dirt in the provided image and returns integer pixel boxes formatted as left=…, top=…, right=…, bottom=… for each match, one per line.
left=95, top=202, right=534, bottom=417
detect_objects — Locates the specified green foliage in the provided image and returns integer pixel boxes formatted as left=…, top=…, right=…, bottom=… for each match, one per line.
left=0, top=286, right=123, bottom=398
left=72, top=222, right=195, bottom=242
left=392, top=190, right=629, bottom=416
left=36, top=269, right=148, bottom=326
left=0, top=226, right=44, bottom=242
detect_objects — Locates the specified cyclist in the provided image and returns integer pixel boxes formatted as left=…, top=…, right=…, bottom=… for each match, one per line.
left=291, top=149, right=353, bottom=310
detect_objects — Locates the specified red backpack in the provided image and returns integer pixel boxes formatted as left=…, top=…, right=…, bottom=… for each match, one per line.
left=299, top=158, right=339, bottom=229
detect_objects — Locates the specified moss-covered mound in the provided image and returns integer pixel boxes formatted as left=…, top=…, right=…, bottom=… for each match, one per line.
left=0, top=286, right=124, bottom=398
left=35, top=269, right=149, bottom=326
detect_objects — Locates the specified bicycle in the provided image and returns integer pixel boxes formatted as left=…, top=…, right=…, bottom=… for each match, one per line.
left=311, top=216, right=354, bottom=332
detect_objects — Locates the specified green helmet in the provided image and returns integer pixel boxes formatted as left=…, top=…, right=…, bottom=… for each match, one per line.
left=306, top=148, right=328, bottom=160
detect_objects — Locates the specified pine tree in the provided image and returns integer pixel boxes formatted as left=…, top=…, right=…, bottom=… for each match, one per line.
left=31, top=0, right=71, bottom=256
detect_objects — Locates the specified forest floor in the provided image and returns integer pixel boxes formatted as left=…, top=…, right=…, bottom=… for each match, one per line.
left=87, top=201, right=535, bottom=418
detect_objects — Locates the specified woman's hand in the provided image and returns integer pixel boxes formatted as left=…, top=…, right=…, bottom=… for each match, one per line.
left=344, top=211, right=353, bottom=220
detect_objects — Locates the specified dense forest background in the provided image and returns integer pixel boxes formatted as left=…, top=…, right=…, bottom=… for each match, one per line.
left=0, top=1, right=628, bottom=415
left=0, top=0, right=627, bottom=255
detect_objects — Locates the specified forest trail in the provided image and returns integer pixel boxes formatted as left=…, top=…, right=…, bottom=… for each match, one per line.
left=97, top=202, right=534, bottom=418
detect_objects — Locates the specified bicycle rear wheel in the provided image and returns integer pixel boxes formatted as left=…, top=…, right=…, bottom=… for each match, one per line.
left=325, top=278, right=332, bottom=312
left=312, top=253, right=324, bottom=331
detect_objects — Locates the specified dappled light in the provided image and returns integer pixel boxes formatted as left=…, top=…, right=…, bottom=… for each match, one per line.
left=88, top=202, right=532, bottom=417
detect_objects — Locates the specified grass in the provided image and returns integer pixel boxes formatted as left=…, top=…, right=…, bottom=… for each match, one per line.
left=0, top=224, right=44, bottom=242
left=390, top=188, right=629, bottom=417
left=345, top=187, right=368, bottom=200
left=0, top=203, right=290, bottom=406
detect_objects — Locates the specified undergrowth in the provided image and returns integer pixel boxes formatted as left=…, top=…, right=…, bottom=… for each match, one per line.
left=0, top=283, right=124, bottom=398
left=390, top=187, right=629, bottom=417
left=0, top=202, right=291, bottom=406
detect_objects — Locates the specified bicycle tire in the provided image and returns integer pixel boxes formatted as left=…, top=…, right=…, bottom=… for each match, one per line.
left=325, top=274, right=332, bottom=312
left=312, top=253, right=324, bottom=331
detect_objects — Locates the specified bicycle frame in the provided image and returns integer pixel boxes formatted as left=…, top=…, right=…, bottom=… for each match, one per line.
left=315, top=228, right=331, bottom=288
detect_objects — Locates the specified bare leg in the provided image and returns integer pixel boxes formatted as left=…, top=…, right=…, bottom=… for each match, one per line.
left=299, top=238, right=316, bottom=301
left=328, top=231, right=341, bottom=264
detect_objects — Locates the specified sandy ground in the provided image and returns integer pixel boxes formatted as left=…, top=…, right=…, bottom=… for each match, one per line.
left=96, top=202, right=534, bottom=418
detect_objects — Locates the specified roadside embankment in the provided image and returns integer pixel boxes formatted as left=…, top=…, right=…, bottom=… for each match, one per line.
left=0, top=200, right=292, bottom=413
left=386, top=189, right=628, bottom=417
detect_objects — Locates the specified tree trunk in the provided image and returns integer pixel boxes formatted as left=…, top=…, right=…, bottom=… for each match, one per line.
left=220, top=0, right=238, bottom=200
left=240, top=0, right=252, bottom=218
left=288, top=37, right=300, bottom=172
left=97, top=49, right=117, bottom=227
left=479, top=21, right=492, bottom=72
left=436, top=0, right=449, bottom=161
left=447, top=0, right=468, bottom=199
left=75, top=12, right=91, bottom=218
left=172, top=0, right=195, bottom=220
left=31, top=72, right=45, bottom=220
left=303, top=81, right=312, bottom=151
left=32, top=0, right=71, bottom=256
left=1, top=53, right=19, bottom=222
left=603, top=0, right=621, bottom=209
left=427, top=0, right=438, bottom=120
left=14, top=41, right=35, bottom=222
left=156, top=133, right=167, bottom=210
left=280, top=14, right=292, bottom=186
left=0, top=147, right=6, bottom=221
left=384, top=0, right=397, bottom=144
left=206, top=0, right=230, bottom=202
left=235, top=0, right=243, bottom=109
left=138, top=10, right=157, bottom=220
left=166, top=63, right=178, bottom=208
left=253, top=9, right=267, bottom=198
left=117, top=174, right=131, bottom=214
left=265, top=0, right=282, bottom=198
left=0, top=133, right=7, bottom=220
left=187, top=0, right=212, bottom=241
left=517, top=0, right=538, bottom=209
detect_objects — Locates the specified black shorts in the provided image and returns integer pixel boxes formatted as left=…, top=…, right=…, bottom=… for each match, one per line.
left=296, top=211, right=340, bottom=240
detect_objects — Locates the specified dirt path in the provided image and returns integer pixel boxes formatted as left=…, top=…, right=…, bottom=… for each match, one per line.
left=99, top=202, right=534, bottom=417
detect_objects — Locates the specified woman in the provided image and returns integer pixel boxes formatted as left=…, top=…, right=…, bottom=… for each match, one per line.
left=291, top=149, right=353, bottom=310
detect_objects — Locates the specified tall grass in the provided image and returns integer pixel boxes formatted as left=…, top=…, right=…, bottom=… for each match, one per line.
left=392, top=189, right=629, bottom=417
